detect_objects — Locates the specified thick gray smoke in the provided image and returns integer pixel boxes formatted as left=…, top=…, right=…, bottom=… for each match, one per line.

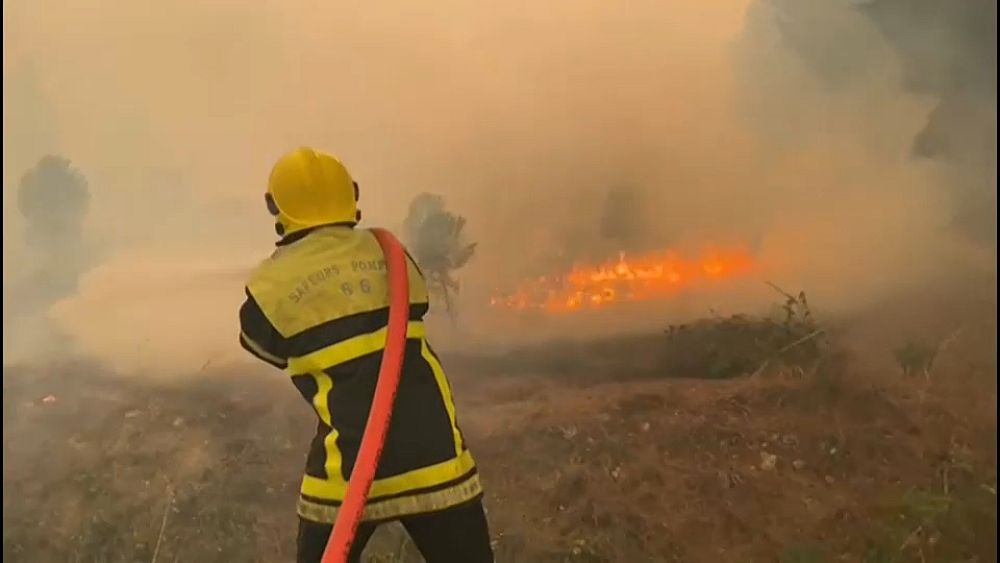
left=739, top=0, right=997, bottom=245
left=868, top=0, right=998, bottom=245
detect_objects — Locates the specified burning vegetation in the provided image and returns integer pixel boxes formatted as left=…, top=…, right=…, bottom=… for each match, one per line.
left=490, top=245, right=757, bottom=313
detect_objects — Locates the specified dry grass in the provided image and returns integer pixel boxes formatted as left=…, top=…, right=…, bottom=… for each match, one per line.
left=469, top=371, right=996, bottom=563
left=3, top=303, right=996, bottom=563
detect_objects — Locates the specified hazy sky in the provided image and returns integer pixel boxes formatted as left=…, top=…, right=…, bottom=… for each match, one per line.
left=3, top=0, right=995, bottom=372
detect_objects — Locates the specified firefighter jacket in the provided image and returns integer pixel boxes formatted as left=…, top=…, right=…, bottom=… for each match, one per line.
left=238, top=225, right=481, bottom=524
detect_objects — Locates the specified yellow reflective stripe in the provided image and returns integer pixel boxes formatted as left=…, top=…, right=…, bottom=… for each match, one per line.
left=420, top=339, right=464, bottom=455
left=287, top=321, right=426, bottom=373
left=239, top=331, right=285, bottom=365
left=297, top=472, right=483, bottom=524
left=301, top=448, right=476, bottom=501
left=307, top=371, right=345, bottom=484
left=311, top=371, right=334, bottom=427
left=322, top=431, right=344, bottom=486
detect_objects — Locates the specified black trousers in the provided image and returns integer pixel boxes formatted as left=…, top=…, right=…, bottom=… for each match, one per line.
left=296, top=499, right=494, bottom=563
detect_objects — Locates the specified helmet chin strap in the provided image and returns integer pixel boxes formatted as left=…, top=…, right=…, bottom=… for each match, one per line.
left=354, top=181, right=362, bottom=223
left=266, top=193, right=286, bottom=237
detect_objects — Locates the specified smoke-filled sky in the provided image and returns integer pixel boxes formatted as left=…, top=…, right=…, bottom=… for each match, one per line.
left=3, top=0, right=995, bottom=372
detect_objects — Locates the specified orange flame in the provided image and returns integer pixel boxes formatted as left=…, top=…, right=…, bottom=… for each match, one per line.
left=491, top=246, right=756, bottom=313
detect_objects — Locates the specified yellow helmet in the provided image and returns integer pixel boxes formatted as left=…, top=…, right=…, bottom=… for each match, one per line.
left=265, top=147, right=360, bottom=237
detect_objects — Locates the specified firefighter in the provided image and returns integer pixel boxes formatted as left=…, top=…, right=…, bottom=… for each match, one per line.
left=238, top=147, right=494, bottom=563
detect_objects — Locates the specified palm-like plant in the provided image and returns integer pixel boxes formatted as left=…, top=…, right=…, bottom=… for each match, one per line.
left=402, top=193, right=477, bottom=316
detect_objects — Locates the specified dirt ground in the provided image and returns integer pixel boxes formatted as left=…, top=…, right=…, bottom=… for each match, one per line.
left=3, top=298, right=997, bottom=563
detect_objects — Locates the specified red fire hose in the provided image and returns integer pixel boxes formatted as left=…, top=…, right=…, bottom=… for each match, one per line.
left=320, top=228, right=411, bottom=563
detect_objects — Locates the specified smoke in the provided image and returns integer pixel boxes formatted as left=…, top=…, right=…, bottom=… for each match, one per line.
left=725, top=0, right=995, bottom=307
left=2, top=0, right=994, bottom=372
left=741, top=0, right=997, bottom=245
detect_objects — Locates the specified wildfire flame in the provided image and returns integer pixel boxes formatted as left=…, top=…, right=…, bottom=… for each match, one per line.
left=490, top=246, right=756, bottom=313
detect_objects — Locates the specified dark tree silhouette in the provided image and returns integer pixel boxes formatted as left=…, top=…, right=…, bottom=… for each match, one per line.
left=600, top=185, right=646, bottom=248
left=17, top=155, right=91, bottom=253
left=12, top=155, right=93, bottom=311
